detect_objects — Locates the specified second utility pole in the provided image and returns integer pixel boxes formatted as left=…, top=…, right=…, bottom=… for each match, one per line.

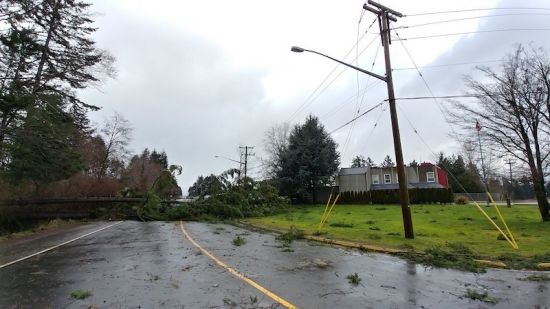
left=240, top=146, right=254, bottom=178
left=365, top=1, right=414, bottom=238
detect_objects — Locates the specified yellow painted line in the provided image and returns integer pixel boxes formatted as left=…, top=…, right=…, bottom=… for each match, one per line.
left=0, top=221, right=123, bottom=269
left=179, top=221, right=298, bottom=309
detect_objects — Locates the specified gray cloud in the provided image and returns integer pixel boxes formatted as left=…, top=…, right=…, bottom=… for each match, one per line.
left=81, top=6, right=269, bottom=189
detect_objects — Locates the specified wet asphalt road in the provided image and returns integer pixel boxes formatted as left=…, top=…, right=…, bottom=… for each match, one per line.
left=0, top=221, right=548, bottom=308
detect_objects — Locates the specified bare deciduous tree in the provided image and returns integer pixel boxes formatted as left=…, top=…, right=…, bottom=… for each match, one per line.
left=98, top=112, right=132, bottom=179
left=262, top=122, right=290, bottom=179
left=448, top=44, right=550, bottom=221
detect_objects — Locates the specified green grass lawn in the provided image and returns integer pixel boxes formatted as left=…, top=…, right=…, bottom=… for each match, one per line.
left=246, top=204, right=550, bottom=259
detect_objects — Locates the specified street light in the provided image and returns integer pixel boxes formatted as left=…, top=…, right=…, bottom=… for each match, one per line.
left=214, top=155, right=244, bottom=181
left=290, top=46, right=386, bottom=82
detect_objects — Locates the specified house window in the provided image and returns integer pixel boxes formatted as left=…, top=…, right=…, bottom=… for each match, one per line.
left=372, top=174, right=380, bottom=184
left=426, top=171, right=435, bottom=182
left=384, top=174, right=391, bottom=184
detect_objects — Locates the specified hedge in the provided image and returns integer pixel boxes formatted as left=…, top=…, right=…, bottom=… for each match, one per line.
left=337, top=188, right=453, bottom=204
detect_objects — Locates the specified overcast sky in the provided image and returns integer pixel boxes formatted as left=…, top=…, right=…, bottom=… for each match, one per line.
left=79, top=0, right=550, bottom=192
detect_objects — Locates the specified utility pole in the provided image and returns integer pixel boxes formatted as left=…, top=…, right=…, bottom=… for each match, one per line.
left=364, top=1, right=414, bottom=239
left=290, top=0, right=413, bottom=239
left=505, top=159, right=514, bottom=208
left=239, top=146, right=255, bottom=178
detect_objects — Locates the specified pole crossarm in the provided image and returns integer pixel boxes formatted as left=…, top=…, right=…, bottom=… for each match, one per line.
left=367, top=0, right=403, bottom=18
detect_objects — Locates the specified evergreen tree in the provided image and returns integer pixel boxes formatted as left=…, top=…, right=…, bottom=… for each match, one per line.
left=351, top=155, right=367, bottom=168
left=7, top=95, right=83, bottom=192
left=366, top=156, right=375, bottom=167
left=437, top=152, right=483, bottom=193
left=380, top=155, right=395, bottom=167
left=275, top=115, right=339, bottom=202
left=0, top=0, right=115, bottom=169
left=188, top=174, right=226, bottom=198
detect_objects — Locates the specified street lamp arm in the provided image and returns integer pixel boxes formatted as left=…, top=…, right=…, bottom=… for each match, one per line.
left=294, top=47, right=387, bottom=82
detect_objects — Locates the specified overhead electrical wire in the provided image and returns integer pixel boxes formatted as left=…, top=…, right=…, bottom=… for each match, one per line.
left=328, top=100, right=385, bottom=135
left=393, top=60, right=502, bottom=71
left=340, top=16, right=381, bottom=160
left=360, top=102, right=386, bottom=154
left=286, top=17, right=378, bottom=123
left=320, top=79, right=382, bottom=120
left=395, top=13, right=550, bottom=29
left=395, top=28, right=550, bottom=41
left=404, top=7, right=550, bottom=17
left=394, top=94, right=494, bottom=100
left=391, top=30, right=513, bottom=224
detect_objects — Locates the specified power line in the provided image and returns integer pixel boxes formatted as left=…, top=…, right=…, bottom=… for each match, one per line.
left=393, top=60, right=502, bottom=71
left=404, top=7, right=550, bottom=17
left=360, top=102, right=386, bottom=154
left=320, top=79, right=382, bottom=120
left=393, top=30, right=499, bottom=200
left=396, top=28, right=550, bottom=41
left=328, top=100, right=385, bottom=135
left=396, top=13, right=550, bottom=29
left=394, top=94, right=488, bottom=100
left=286, top=18, right=378, bottom=123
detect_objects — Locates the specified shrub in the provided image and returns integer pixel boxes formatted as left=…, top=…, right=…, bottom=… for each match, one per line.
left=455, top=196, right=469, bottom=205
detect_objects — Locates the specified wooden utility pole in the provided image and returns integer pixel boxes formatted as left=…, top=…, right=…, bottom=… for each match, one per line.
left=239, top=146, right=254, bottom=178
left=364, top=1, right=414, bottom=238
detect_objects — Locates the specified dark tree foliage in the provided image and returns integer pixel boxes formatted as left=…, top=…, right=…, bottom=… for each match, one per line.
left=150, top=150, right=168, bottom=169
left=124, top=149, right=164, bottom=193
left=380, top=155, right=395, bottom=168
left=366, top=156, right=375, bottom=167
left=0, top=0, right=114, bottom=175
left=408, top=160, right=419, bottom=167
left=351, top=155, right=367, bottom=168
left=0, top=28, right=39, bottom=165
left=7, top=96, right=83, bottom=191
left=437, top=152, right=484, bottom=193
left=275, top=115, right=339, bottom=202
left=188, top=174, right=226, bottom=198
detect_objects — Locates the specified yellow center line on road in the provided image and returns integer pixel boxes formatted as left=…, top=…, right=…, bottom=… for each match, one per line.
left=179, top=221, right=298, bottom=309
left=0, top=221, right=123, bottom=269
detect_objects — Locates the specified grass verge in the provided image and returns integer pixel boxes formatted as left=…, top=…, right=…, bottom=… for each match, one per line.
left=0, top=219, right=81, bottom=242
left=245, top=204, right=550, bottom=270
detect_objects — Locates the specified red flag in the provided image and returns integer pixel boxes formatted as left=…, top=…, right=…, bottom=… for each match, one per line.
left=475, top=120, right=481, bottom=131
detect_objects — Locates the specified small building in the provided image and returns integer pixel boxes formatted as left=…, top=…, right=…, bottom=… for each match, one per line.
left=337, top=162, right=448, bottom=193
